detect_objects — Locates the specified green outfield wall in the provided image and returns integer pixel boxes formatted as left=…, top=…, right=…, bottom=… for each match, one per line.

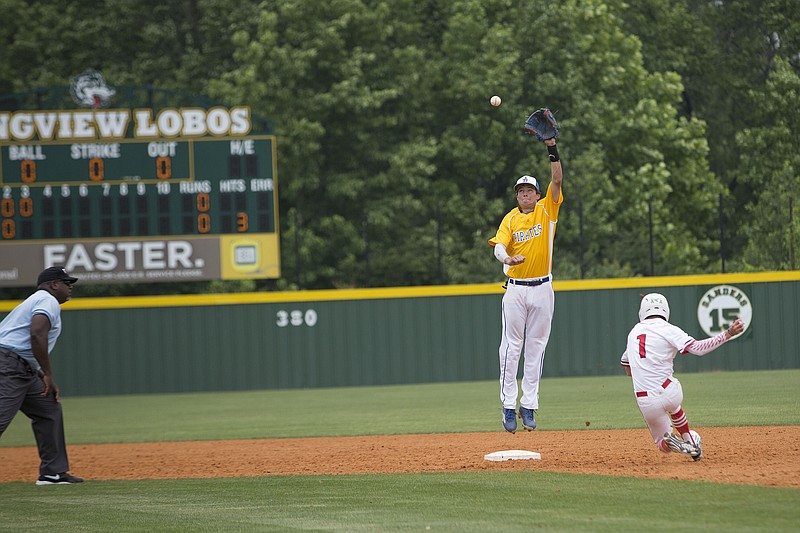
left=1, top=272, right=798, bottom=396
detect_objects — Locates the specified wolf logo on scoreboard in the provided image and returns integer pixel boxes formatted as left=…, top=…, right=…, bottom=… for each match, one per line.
left=70, top=69, right=115, bottom=109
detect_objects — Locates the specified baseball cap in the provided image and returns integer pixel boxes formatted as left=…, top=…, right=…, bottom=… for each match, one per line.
left=514, top=175, right=540, bottom=192
left=37, top=266, right=79, bottom=286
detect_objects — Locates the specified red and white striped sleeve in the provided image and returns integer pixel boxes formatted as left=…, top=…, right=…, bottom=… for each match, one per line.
left=681, top=331, right=729, bottom=356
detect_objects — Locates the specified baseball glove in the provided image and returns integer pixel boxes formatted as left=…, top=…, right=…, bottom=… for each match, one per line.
left=524, top=108, right=559, bottom=141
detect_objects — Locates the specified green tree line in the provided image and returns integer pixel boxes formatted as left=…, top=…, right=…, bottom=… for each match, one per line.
left=0, top=0, right=798, bottom=297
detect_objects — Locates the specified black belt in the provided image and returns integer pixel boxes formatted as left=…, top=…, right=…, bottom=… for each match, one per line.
left=508, top=276, right=550, bottom=287
left=0, top=347, right=36, bottom=374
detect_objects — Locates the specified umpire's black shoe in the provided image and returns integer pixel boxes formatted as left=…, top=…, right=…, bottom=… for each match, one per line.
left=36, top=472, right=84, bottom=485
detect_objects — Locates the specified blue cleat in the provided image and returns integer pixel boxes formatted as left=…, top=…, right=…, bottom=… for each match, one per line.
left=519, top=407, right=537, bottom=431
left=502, top=408, right=517, bottom=433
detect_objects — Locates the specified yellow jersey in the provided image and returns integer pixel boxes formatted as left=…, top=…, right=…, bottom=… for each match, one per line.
left=488, top=184, right=563, bottom=279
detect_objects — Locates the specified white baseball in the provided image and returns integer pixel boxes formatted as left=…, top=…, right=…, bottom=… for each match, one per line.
left=490, top=95, right=502, bottom=107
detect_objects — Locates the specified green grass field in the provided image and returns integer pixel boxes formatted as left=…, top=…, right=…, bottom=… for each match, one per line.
left=1, top=370, right=799, bottom=532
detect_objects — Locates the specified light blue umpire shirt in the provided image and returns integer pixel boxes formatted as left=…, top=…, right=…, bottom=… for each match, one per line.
left=0, top=290, right=63, bottom=371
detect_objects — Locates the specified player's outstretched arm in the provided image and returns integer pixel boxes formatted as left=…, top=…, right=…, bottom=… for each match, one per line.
left=545, top=138, right=562, bottom=202
left=684, top=319, right=745, bottom=356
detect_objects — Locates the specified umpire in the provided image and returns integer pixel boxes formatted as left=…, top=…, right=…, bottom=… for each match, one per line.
left=0, top=266, right=83, bottom=485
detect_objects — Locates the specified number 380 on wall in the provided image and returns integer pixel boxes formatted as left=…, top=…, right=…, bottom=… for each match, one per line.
left=276, top=309, right=318, bottom=327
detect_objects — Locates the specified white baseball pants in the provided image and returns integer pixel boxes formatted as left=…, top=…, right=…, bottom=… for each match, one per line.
left=498, top=281, right=554, bottom=410
left=634, top=377, right=685, bottom=446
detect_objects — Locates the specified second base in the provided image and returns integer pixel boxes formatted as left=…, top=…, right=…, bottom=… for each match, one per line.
left=484, top=449, right=541, bottom=461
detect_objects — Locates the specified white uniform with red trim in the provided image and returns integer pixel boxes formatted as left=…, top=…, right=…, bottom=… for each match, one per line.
left=620, top=318, right=695, bottom=445
left=621, top=293, right=740, bottom=456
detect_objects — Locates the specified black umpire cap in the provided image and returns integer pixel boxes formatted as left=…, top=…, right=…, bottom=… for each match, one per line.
left=37, top=266, right=79, bottom=286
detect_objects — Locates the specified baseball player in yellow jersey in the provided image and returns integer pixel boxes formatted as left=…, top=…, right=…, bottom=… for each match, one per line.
left=489, top=138, right=563, bottom=433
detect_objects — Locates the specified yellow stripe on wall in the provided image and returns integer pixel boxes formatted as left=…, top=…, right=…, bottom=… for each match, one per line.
left=552, top=270, right=800, bottom=291
left=2, top=270, right=799, bottom=311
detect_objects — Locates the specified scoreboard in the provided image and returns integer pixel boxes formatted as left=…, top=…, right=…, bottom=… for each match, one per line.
left=0, top=134, right=280, bottom=286
left=1, top=136, right=277, bottom=239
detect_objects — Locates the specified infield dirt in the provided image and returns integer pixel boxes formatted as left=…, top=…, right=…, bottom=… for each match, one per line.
left=2, top=426, right=798, bottom=487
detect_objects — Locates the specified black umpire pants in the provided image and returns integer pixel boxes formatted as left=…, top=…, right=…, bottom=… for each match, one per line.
left=0, top=348, right=69, bottom=476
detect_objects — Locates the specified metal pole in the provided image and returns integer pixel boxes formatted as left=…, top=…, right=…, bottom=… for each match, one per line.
left=364, top=217, right=371, bottom=287
left=790, top=197, right=795, bottom=270
left=719, top=193, right=726, bottom=273
left=648, top=201, right=654, bottom=276
left=293, top=209, right=301, bottom=288
left=436, top=207, right=443, bottom=284
left=579, top=202, right=585, bottom=279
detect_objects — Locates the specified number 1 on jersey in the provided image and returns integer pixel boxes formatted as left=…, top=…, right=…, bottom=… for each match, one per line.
left=637, top=333, right=647, bottom=358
